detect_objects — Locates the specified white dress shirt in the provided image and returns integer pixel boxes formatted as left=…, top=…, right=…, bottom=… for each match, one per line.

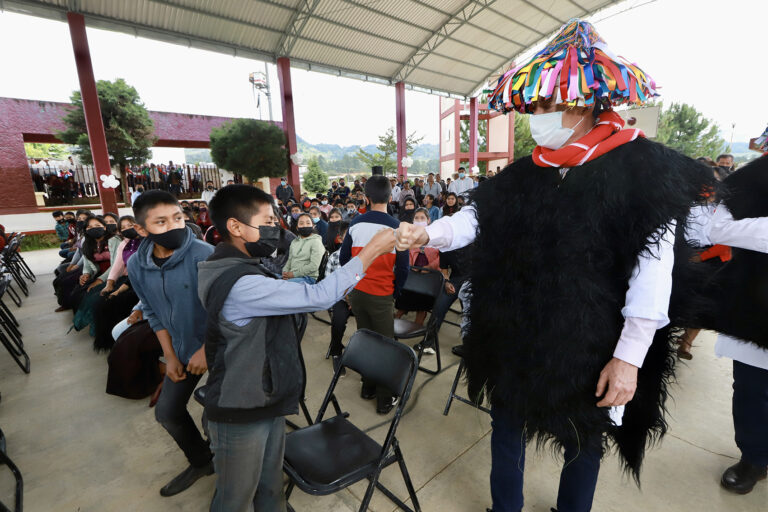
left=424, top=204, right=674, bottom=369
left=448, top=177, right=474, bottom=196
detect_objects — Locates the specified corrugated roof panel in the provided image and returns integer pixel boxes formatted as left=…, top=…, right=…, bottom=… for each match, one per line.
left=406, top=68, right=475, bottom=94
left=449, top=21, right=523, bottom=57
left=361, top=0, right=447, bottom=32
left=437, top=38, right=497, bottom=65
left=418, top=53, right=494, bottom=80
left=414, top=0, right=471, bottom=15
left=291, top=38, right=400, bottom=78
left=300, top=17, right=414, bottom=62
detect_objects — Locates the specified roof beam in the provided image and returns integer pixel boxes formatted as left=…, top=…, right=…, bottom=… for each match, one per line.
left=519, top=0, right=566, bottom=25
left=334, top=0, right=511, bottom=62
left=393, top=0, right=497, bottom=84
left=274, top=0, right=321, bottom=57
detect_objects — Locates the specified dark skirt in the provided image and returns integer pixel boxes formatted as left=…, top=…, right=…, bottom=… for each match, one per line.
left=106, top=320, right=163, bottom=399
left=53, top=267, right=82, bottom=309
left=92, top=278, right=138, bottom=352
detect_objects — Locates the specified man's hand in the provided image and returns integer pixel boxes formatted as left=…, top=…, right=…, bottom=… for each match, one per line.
left=445, top=281, right=456, bottom=295
left=87, top=279, right=103, bottom=292
left=186, top=347, right=208, bottom=375
left=395, top=222, right=429, bottom=251
left=79, top=273, right=91, bottom=286
left=596, top=357, right=638, bottom=407
left=126, top=309, right=143, bottom=325
left=282, top=271, right=294, bottom=279
left=166, top=355, right=187, bottom=382
left=100, top=282, right=115, bottom=296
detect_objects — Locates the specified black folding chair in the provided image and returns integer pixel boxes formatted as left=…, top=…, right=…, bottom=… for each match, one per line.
left=7, top=236, right=35, bottom=283
left=0, top=276, right=28, bottom=374
left=1, top=241, right=27, bottom=298
left=284, top=329, right=421, bottom=512
left=393, top=267, right=444, bottom=375
left=0, top=270, right=21, bottom=308
left=0, top=428, right=23, bottom=512
left=443, top=344, right=490, bottom=416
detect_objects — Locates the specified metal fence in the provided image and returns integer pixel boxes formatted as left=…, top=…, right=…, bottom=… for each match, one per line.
left=30, top=163, right=233, bottom=206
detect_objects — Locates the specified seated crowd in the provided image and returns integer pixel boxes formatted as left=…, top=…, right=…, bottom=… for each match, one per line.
left=51, top=171, right=476, bottom=510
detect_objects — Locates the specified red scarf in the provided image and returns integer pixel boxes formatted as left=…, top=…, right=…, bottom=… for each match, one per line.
left=532, top=110, right=644, bottom=168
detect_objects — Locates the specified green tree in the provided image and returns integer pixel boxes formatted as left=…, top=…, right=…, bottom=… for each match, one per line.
left=210, top=119, right=288, bottom=181
left=460, top=119, right=488, bottom=153
left=59, top=78, right=155, bottom=170
left=514, top=114, right=537, bottom=158
left=24, top=143, right=71, bottom=160
left=303, top=156, right=329, bottom=194
left=656, top=102, right=727, bottom=158
left=356, top=127, right=424, bottom=174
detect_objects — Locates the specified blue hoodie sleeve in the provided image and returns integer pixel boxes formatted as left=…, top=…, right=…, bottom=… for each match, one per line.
left=393, top=248, right=410, bottom=297
left=127, top=260, right=163, bottom=332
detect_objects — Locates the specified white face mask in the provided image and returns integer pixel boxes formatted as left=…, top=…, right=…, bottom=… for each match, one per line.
left=529, top=111, right=583, bottom=150
left=413, top=221, right=428, bottom=227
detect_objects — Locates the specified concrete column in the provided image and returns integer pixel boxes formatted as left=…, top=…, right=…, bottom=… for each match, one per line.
left=67, top=12, right=118, bottom=214
left=395, top=81, right=406, bottom=179
left=469, top=96, right=478, bottom=172
left=276, top=57, right=300, bottom=192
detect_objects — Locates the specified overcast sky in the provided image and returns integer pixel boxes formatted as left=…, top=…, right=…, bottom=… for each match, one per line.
left=0, top=0, right=764, bottom=149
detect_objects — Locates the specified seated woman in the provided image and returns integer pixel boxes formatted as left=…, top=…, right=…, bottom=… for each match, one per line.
left=54, top=210, right=90, bottom=312
left=395, top=208, right=440, bottom=327
left=399, top=197, right=418, bottom=223
left=322, top=208, right=344, bottom=248
left=71, top=213, right=120, bottom=331
left=282, top=213, right=324, bottom=284
left=442, top=192, right=460, bottom=217
left=91, top=215, right=143, bottom=352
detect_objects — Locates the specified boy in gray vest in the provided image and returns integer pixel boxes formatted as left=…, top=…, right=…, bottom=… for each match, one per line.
left=198, top=185, right=395, bottom=511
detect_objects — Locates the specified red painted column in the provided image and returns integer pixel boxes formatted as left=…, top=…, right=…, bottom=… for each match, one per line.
left=276, top=57, right=300, bottom=193
left=453, top=100, right=461, bottom=168
left=66, top=12, right=118, bottom=214
left=395, top=81, right=406, bottom=179
left=469, top=97, right=478, bottom=173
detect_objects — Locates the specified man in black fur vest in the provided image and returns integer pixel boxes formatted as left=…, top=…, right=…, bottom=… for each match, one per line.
left=396, top=19, right=714, bottom=512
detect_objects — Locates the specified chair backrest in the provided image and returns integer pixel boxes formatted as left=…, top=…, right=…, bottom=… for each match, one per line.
left=342, top=329, right=417, bottom=398
left=400, top=266, right=444, bottom=300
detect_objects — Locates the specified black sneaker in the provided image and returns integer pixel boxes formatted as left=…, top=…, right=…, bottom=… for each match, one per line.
left=159, top=461, right=214, bottom=497
left=376, top=397, right=399, bottom=415
left=332, top=355, right=346, bottom=377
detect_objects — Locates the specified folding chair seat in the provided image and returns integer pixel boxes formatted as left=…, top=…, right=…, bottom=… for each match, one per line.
left=393, top=266, right=444, bottom=375
left=284, top=329, right=421, bottom=512
left=443, top=344, right=490, bottom=416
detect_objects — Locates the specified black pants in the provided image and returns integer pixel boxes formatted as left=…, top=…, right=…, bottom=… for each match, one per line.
left=329, top=300, right=351, bottom=357
left=733, top=360, right=768, bottom=467
left=155, top=373, right=213, bottom=468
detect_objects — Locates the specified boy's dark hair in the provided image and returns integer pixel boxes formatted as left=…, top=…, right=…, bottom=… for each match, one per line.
left=364, top=175, right=391, bottom=204
left=64, top=211, right=74, bottom=216
left=133, top=190, right=180, bottom=226
left=290, top=204, right=302, bottom=212
left=209, top=184, right=273, bottom=241
left=716, top=153, right=734, bottom=162
left=118, top=215, right=136, bottom=227
left=76, top=208, right=91, bottom=217
left=52, top=210, right=64, bottom=218
left=309, top=206, right=321, bottom=215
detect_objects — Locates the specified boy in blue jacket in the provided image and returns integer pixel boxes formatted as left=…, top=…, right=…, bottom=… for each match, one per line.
left=128, top=190, right=214, bottom=497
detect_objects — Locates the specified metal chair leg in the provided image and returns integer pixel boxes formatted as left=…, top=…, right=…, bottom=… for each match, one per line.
left=443, top=359, right=464, bottom=416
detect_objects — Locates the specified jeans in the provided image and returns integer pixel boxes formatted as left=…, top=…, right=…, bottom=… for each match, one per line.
left=427, top=275, right=468, bottom=345
left=288, top=276, right=316, bottom=284
left=154, top=373, right=213, bottom=468
left=329, top=299, right=351, bottom=357
left=209, top=417, right=287, bottom=512
left=490, top=406, right=602, bottom=512
left=733, top=360, right=768, bottom=466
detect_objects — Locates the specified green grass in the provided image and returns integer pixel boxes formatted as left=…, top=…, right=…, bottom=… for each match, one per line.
left=20, top=233, right=62, bottom=252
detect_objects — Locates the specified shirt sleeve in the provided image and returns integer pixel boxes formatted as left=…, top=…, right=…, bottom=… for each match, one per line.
left=425, top=205, right=478, bottom=251
left=222, top=257, right=366, bottom=324
left=107, top=240, right=128, bottom=282
left=82, top=255, right=97, bottom=277
left=614, top=222, right=676, bottom=367
left=709, top=204, right=768, bottom=253
left=129, top=270, right=162, bottom=332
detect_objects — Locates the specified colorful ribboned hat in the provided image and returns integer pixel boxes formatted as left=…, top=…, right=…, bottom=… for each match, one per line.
left=487, top=18, right=658, bottom=114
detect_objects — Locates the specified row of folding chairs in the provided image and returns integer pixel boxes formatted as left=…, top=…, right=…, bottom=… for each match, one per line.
left=0, top=234, right=30, bottom=511
left=0, top=234, right=33, bottom=374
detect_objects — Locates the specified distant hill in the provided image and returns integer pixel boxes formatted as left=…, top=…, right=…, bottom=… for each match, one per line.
left=186, top=137, right=439, bottom=164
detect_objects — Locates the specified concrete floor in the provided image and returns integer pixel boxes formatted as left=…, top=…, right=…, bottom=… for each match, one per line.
left=0, top=249, right=765, bottom=511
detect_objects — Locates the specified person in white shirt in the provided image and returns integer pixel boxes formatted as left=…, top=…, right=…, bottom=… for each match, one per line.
left=447, top=167, right=474, bottom=196
left=200, top=180, right=217, bottom=203
left=395, top=18, right=715, bottom=512
left=130, top=185, right=144, bottom=205
left=683, top=154, right=768, bottom=494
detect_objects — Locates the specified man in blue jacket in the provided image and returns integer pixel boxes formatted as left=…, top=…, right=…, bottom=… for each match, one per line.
left=128, top=190, right=214, bottom=497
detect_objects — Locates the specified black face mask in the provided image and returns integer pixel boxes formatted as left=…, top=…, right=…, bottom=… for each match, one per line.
left=56, top=219, right=65, bottom=224
left=106, top=224, right=118, bottom=234
left=192, top=207, right=200, bottom=212
left=207, top=186, right=214, bottom=191
left=297, top=227, right=314, bottom=237
left=121, top=228, right=139, bottom=239
left=76, top=220, right=86, bottom=230
left=86, top=227, right=106, bottom=239
left=244, top=225, right=280, bottom=258
left=328, top=220, right=340, bottom=227
left=147, top=227, right=186, bottom=250
left=67, top=218, right=75, bottom=224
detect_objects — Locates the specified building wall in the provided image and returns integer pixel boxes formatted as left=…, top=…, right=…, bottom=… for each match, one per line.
left=488, top=114, right=510, bottom=153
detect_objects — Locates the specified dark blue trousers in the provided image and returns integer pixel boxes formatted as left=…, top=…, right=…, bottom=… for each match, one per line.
left=733, top=360, right=768, bottom=467
left=490, top=406, right=602, bottom=512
